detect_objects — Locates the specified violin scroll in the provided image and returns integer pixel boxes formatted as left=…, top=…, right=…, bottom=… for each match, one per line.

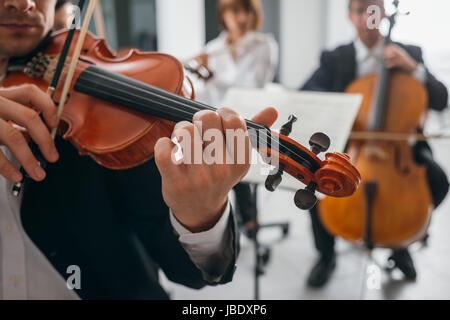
left=262, top=115, right=361, bottom=210
left=315, top=153, right=361, bottom=197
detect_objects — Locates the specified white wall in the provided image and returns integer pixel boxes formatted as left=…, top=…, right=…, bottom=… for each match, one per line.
left=279, top=0, right=327, bottom=89
left=387, top=0, right=450, bottom=94
left=325, top=0, right=354, bottom=49
left=155, top=0, right=329, bottom=90
left=156, top=0, right=205, bottom=61
left=154, top=0, right=449, bottom=108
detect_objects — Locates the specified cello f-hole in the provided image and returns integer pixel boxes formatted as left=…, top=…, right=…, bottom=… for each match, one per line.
left=393, top=142, right=411, bottom=176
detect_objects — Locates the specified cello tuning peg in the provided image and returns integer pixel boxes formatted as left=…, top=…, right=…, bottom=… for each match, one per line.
left=309, top=132, right=331, bottom=155
left=280, top=114, right=298, bottom=137
left=294, top=183, right=318, bottom=211
left=265, top=165, right=285, bottom=192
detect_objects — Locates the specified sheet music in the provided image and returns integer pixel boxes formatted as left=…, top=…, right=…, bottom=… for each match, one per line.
left=222, top=87, right=362, bottom=191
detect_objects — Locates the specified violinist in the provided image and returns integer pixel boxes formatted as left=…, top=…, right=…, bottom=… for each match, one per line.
left=301, top=0, right=449, bottom=287
left=190, top=0, right=278, bottom=105
left=0, top=0, right=279, bottom=299
left=189, top=0, right=279, bottom=236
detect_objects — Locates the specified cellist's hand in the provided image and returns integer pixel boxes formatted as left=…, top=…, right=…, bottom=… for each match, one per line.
left=0, top=85, right=59, bottom=183
left=154, top=107, right=278, bottom=233
left=384, top=44, right=418, bottom=74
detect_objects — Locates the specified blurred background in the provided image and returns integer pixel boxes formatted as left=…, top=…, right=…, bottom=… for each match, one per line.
left=88, top=0, right=450, bottom=299
left=95, top=0, right=450, bottom=91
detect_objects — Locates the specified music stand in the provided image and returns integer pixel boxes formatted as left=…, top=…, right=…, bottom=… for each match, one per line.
left=223, top=87, right=362, bottom=300
left=241, top=184, right=290, bottom=301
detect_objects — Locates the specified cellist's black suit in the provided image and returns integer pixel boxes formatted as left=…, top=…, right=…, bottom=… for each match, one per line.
left=301, top=42, right=449, bottom=261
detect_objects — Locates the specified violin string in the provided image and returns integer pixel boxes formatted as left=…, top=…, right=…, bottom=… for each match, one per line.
left=65, top=63, right=267, bottom=134
left=76, top=67, right=317, bottom=168
left=80, top=67, right=266, bottom=130
left=74, top=80, right=277, bottom=161
left=74, top=76, right=277, bottom=155
left=61, top=61, right=267, bottom=132
left=77, top=67, right=313, bottom=166
left=78, top=67, right=266, bottom=131
left=77, top=68, right=307, bottom=159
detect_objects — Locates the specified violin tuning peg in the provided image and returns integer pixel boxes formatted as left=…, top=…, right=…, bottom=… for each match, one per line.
left=265, top=165, right=285, bottom=192
left=280, top=114, right=298, bottom=137
left=294, top=183, right=318, bottom=210
left=309, top=132, right=331, bottom=156
left=265, top=172, right=282, bottom=192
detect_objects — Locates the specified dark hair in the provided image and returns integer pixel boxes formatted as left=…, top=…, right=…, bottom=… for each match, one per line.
left=56, top=0, right=71, bottom=10
left=348, top=0, right=384, bottom=10
left=217, top=0, right=263, bottom=31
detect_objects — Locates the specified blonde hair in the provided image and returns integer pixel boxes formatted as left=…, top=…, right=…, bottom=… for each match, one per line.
left=217, top=0, right=263, bottom=32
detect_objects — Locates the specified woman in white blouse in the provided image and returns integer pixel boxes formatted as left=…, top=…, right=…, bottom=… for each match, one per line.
left=190, top=0, right=279, bottom=234
left=191, top=0, right=279, bottom=107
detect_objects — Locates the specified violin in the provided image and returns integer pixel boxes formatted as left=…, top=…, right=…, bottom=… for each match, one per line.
left=184, top=53, right=214, bottom=81
left=3, top=12, right=360, bottom=211
left=318, top=1, right=432, bottom=248
left=184, top=33, right=268, bottom=81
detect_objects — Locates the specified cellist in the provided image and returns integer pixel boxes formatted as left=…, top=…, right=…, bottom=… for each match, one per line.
left=301, top=0, right=449, bottom=287
left=0, top=0, right=279, bottom=299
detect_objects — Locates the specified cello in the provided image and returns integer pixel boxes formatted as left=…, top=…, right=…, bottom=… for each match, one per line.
left=318, top=1, right=433, bottom=249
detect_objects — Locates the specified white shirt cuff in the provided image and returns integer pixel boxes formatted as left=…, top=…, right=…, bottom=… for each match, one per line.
left=412, top=63, right=427, bottom=84
left=169, top=201, right=234, bottom=282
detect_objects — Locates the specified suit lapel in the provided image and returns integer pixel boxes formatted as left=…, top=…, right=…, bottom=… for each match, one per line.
left=338, top=43, right=357, bottom=91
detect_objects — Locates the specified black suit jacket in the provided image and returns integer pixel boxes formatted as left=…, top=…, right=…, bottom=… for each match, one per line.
left=20, top=138, right=239, bottom=300
left=301, top=42, right=448, bottom=111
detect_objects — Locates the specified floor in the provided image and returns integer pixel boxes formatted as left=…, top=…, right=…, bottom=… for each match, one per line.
left=160, top=110, right=450, bottom=300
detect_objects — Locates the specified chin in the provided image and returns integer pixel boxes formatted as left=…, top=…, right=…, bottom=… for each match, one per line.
left=0, top=35, right=43, bottom=58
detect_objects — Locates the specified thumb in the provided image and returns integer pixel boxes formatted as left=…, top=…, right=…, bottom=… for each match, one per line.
left=251, top=107, right=278, bottom=128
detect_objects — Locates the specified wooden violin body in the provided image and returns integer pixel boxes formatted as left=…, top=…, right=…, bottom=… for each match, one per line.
left=319, top=72, right=432, bottom=248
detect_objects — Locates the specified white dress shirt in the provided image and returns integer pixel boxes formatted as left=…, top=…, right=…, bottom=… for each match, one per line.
left=192, top=31, right=279, bottom=106
left=354, top=37, right=426, bottom=84
left=0, top=75, right=232, bottom=300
